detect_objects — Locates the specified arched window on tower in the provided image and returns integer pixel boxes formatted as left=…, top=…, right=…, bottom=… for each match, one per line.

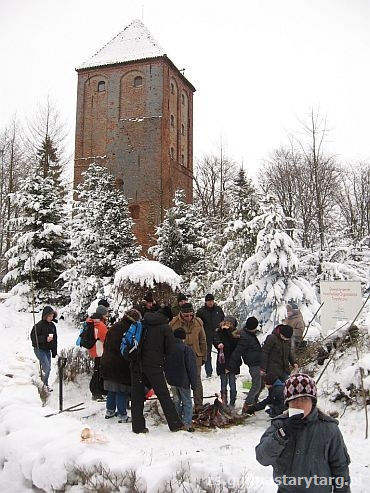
left=171, top=83, right=175, bottom=94
left=170, top=115, right=175, bottom=127
left=181, top=124, right=185, bottom=136
left=170, top=147, right=175, bottom=159
left=97, top=81, right=106, bottom=92
left=134, top=76, right=143, bottom=87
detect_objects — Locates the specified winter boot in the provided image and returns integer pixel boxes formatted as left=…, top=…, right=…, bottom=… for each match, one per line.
left=220, top=390, right=228, bottom=406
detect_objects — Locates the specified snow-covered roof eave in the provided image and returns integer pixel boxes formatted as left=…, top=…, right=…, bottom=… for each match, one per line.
left=76, top=55, right=196, bottom=93
left=76, top=54, right=165, bottom=71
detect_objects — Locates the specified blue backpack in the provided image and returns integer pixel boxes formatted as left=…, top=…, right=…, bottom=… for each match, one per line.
left=120, top=321, right=143, bottom=361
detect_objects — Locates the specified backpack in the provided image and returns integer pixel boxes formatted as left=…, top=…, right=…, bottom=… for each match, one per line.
left=120, top=321, right=143, bottom=361
left=76, top=321, right=97, bottom=349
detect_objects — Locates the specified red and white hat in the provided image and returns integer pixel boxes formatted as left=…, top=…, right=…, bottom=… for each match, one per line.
left=284, top=373, right=317, bottom=404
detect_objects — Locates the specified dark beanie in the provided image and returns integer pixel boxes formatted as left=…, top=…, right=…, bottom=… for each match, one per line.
left=280, top=324, right=293, bottom=338
left=177, top=293, right=188, bottom=302
left=245, top=316, right=259, bottom=330
left=180, top=302, right=194, bottom=313
left=144, top=292, right=154, bottom=302
left=174, top=327, right=186, bottom=339
left=98, top=299, right=109, bottom=307
left=205, top=293, right=214, bottom=301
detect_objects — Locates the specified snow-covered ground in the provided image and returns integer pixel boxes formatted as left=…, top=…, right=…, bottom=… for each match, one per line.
left=0, top=302, right=369, bottom=492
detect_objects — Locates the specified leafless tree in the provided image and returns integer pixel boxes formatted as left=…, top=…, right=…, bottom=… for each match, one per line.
left=193, top=146, right=238, bottom=228
left=258, top=109, right=342, bottom=251
left=0, top=117, right=26, bottom=279
left=296, top=109, right=341, bottom=251
left=338, top=161, right=370, bottom=246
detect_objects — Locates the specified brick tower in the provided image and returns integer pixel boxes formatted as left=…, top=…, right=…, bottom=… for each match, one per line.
left=74, top=20, right=195, bottom=252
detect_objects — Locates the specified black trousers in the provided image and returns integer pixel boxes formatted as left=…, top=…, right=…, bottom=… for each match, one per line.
left=131, top=365, right=183, bottom=433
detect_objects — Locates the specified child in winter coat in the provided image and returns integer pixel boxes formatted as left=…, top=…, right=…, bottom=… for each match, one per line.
left=256, top=373, right=351, bottom=492
left=243, top=373, right=287, bottom=417
left=165, top=327, right=198, bottom=432
left=213, top=315, right=240, bottom=408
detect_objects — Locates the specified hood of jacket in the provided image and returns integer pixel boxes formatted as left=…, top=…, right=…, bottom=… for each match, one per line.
left=143, top=310, right=169, bottom=326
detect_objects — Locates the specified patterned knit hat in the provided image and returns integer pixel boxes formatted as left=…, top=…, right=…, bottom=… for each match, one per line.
left=284, top=373, right=317, bottom=404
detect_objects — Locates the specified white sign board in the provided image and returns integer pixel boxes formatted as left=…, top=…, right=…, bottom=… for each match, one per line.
left=320, top=281, right=362, bottom=334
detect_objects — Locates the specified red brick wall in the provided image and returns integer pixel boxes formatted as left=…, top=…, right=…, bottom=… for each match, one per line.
left=74, top=57, right=195, bottom=253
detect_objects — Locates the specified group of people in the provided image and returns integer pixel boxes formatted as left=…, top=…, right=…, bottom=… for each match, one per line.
left=30, top=296, right=351, bottom=490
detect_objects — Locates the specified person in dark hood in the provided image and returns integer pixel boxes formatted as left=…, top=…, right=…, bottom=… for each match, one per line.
left=30, top=306, right=58, bottom=391
left=130, top=309, right=184, bottom=433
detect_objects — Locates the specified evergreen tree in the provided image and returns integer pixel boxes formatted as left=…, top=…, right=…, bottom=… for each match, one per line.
left=149, top=189, right=205, bottom=284
left=239, top=197, right=319, bottom=332
left=62, top=163, right=141, bottom=318
left=3, top=171, right=69, bottom=305
left=218, top=169, right=261, bottom=311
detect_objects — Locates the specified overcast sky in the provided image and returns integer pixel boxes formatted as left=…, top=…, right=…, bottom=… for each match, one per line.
left=1, top=0, right=369, bottom=176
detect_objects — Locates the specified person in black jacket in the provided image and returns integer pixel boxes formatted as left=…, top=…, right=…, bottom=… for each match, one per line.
left=100, top=309, right=141, bottom=423
left=260, top=324, right=298, bottom=382
left=213, top=315, right=240, bottom=408
left=196, top=293, right=225, bottom=378
left=243, top=374, right=287, bottom=417
left=227, top=316, right=263, bottom=415
left=30, top=306, right=58, bottom=391
left=130, top=309, right=184, bottom=433
left=165, top=327, right=197, bottom=431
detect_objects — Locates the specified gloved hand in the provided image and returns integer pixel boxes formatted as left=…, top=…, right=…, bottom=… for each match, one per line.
left=278, top=413, right=305, bottom=438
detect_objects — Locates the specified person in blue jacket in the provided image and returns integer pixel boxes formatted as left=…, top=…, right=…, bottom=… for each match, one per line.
left=30, top=306, right=58, bottom=391
left=165, top=327, right=198, bottom=432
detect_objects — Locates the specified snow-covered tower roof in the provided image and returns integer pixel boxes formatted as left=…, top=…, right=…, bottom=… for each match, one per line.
left=78, top=19, right=166, bottom=69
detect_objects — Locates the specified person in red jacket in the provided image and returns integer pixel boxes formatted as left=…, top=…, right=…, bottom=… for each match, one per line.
left=86, top=305, right=109, bottom=401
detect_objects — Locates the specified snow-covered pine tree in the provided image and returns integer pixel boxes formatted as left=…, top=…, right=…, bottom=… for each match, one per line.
left=149, top=189, right=205, bottom=287
left=3, top=171, right=69, bottom=306
left=239, top=196, right=320, bottom=332
left=62, top=163, right=141, bottom=319
left=217, top=169, right=261, bottom=312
